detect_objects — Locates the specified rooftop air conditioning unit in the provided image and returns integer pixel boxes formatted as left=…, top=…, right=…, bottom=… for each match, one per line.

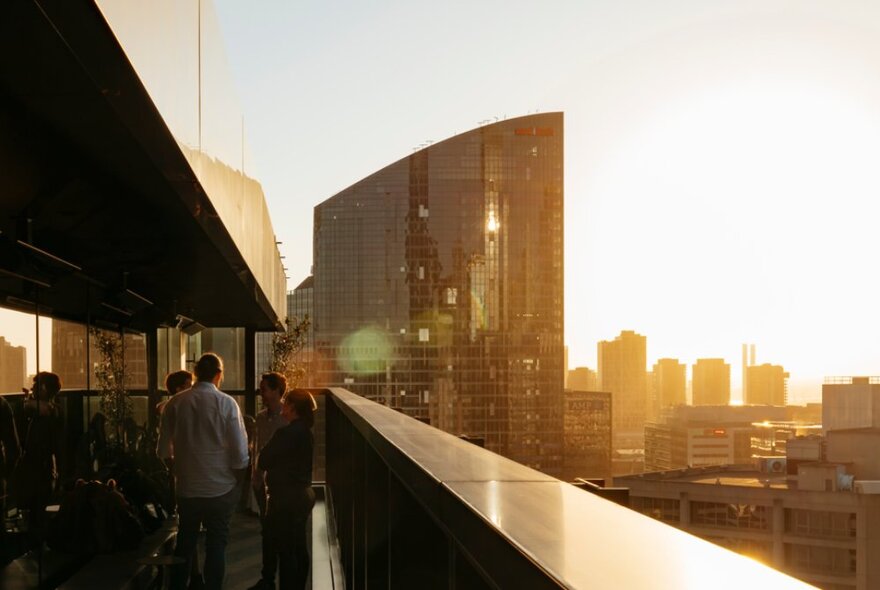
left=758, top=457, right=786, bottom=474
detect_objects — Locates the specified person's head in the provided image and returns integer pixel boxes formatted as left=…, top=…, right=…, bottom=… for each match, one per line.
left=281, top=389, right=317, bottom=427
left=165, top=370, right=193, bottom=395
left=33, top=372, right=61, bottom=402
left=259, top=372, right=287, bottom=410
left=194, top=353, right=223, bottom=385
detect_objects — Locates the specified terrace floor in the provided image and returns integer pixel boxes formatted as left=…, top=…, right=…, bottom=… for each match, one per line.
left=1, top=510, right=273, bottom=590
left=225, top=511, right=264, bottom=590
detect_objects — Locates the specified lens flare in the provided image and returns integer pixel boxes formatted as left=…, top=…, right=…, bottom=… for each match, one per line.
left=338, top=326, right=393, bottom=375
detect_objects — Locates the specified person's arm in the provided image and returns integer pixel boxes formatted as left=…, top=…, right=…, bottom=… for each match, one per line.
left=227, top=402, right=249, bottom=479
left=257, top=424, right=310, bottom=472
left=251, top=416, right=262, bottom=483
left=51, top=408, right=65, bottom=479
left=0, top=400, right=19, bottom=477
left=256, top=427, right=287, bottom=471
left=156, top=401, right=174, bottom=461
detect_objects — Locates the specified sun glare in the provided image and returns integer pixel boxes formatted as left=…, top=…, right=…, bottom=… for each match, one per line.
left=574, top=73, right=880, bottom=391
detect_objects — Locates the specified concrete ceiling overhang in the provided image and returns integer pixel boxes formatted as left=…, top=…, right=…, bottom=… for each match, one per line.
left=0, top=0, right=283, bottom=332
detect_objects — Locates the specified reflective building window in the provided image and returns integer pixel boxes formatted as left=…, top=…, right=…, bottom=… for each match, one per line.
left=313, top=113, right=564, bottom=474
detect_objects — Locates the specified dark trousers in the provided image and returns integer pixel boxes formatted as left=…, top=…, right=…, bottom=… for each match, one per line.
left=254, top=482, right=278, bottom=583
left=173, top=486, right=239, bottom=590
left=266, top=488, right=315, bottom=590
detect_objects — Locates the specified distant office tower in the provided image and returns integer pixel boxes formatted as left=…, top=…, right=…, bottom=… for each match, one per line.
left=746, top=363, right=788, bottom=405
left=52, top=320, right=148, bottom=390
left=289, top=276, right=316, bottom=386
left=598, top=330, right=647, bottom=450
left=692, top=358, right=730, bottom=406
left=652, top=359, right=686, bottom=416
left=643, top=404, right=817, bottom=472
left=741, top=343, right=756, bottom=400
left=255, top=330, right=272, bottom=376
left=822, top=376, right=880, bottom=432
left=568, top=367, right=598, bottom=392
left=312, top=113, right=564, bottom=475
left=562, top=390, right=612, bottom=482
left=0, top=336, right=26, bottom=393
left=563, top=346, right=569, bottom=388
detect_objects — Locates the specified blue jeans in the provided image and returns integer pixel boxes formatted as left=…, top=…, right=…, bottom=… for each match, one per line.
left=172, top=485, right=239, bottom=590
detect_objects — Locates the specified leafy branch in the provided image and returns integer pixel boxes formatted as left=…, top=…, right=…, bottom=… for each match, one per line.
left=270, top=315, right=310, bottom=387
left=90, top=327, right=132, bottom=449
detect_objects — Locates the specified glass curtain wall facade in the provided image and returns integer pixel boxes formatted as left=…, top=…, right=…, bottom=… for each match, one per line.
left=313, top=113, right=564, bottom=474
left=563, top=390, right=612, bottom=481
left=95, top=0, right=287, bottom=321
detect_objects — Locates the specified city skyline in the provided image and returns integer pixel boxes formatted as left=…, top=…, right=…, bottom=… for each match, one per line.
left=207, top=0, right=880, bottom=390
left=6, top=1, right=880, bottom=404
left=0, top=305, right=848, bottom=405
left=0, top=3, right=854, bottom=587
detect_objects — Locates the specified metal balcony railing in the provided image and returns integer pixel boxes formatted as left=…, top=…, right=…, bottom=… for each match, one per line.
left=323, top=387, right=815, bottom=589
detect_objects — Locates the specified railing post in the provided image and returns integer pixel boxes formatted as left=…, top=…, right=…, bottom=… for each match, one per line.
left=451, top=541, right=492, bottom=590
left=365, top=446, right=389, bottom=587
left=387, top=473, right=449, bottom=589
left=773, top=498, right=785, bottom=568
left=352, top=426, right=366, bottom=588
left=146, top=329, right=159, bottom=431
left=244, top=326, right=256, bottom=417
left=327, top=396, right=354, bottom=584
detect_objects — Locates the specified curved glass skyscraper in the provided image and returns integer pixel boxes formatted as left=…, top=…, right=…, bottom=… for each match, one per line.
left=313, top=113, right=564, bottom=474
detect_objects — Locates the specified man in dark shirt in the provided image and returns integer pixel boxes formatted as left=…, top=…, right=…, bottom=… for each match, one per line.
left=0, top=395, right=20, bottom=557
left=248, top=372, right=288, bottom=590
left=15, top=373, right=62, bottom=516
left=0, top=395, right=20, bottom=489
left=252, top=390, right=315, bottom=590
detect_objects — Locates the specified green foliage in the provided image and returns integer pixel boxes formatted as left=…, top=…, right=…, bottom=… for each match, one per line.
left=270, top=315, right=310, bottom=387
left=91, top=327, right=132, bottom=448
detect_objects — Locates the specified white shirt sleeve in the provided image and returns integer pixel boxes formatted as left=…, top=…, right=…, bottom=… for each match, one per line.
left=227, top=401, right=249, bottom=470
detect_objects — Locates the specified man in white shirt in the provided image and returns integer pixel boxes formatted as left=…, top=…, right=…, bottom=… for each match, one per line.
left=158, top=353, right=248, bottom=590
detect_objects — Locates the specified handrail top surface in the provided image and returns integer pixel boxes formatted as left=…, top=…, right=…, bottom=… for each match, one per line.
left=326, top=388, right=815, bottom=589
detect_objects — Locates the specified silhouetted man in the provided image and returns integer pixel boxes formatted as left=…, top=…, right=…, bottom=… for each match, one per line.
left=15, top=372, right=62, bottom=538
left=248, top=372, right=287, bottom=590
left=0, top=394, right=19, bottom=497
left=158, top=354, right=248, bottom=590
left=0, top=394, right=19, bottom=560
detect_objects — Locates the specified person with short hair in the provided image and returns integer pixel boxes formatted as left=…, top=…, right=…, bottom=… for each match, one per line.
left=157, top=353, right=248, bottom=590
left=157, top=369, right=198, bottom=584
left=13, top=372, right=63, bottom=543
left=157, top=370, right=194, bottom=415
left=254, top=389, right=316, bottom=590
left=0, top=394, right=19, bottom=486
left=0, top=394, right=20, bottom=552
left=247, top=372, right=288, bottom=590
left=166, top=370, right=194, bottom=396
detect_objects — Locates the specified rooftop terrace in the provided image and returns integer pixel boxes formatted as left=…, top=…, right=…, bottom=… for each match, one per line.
left=0, top=1, right=817, bottom=588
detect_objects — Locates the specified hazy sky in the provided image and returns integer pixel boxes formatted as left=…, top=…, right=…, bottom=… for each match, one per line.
left=6, top=1, right=880, bottom=401
left=207, top=0, right=880, bottom=401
